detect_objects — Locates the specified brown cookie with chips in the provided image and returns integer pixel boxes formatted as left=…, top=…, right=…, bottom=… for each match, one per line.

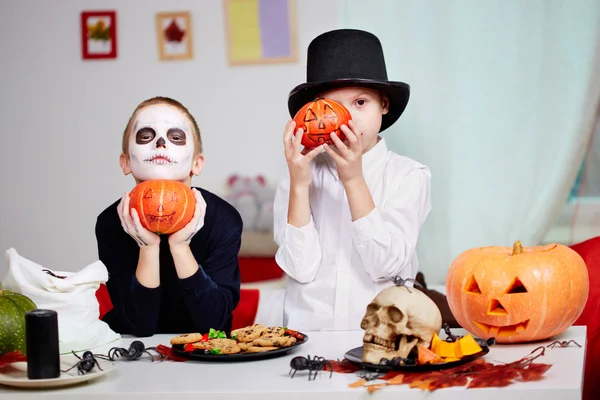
left=170, top=333, right=204, bottom=345
left=245, top=346, right=279, bottom=353
left=260, top=326, right=285, bottom=339
left=209, top=338, right=241, bottom=354
left=233, top=324, right=268, bottom=343
left=252, top=336, right=296, bottom=347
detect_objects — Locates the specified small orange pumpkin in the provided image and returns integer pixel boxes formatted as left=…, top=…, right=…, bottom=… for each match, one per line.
left=129, top=180, right=195, bottom=235
left=293, top=98, right=352, bottom=148
left=446, top=240, right=589, bottom=343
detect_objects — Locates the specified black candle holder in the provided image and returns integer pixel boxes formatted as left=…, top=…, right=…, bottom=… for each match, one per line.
left=25, top=309, right=60, bottom=379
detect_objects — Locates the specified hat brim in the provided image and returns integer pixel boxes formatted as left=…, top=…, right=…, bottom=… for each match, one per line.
left=288, top=78, right=410, bottom=133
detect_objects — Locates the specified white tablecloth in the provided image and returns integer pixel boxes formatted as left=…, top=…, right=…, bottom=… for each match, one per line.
left=0, top=326, right=587, bottom=399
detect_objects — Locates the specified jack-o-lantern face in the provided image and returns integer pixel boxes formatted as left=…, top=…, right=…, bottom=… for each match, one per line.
left=292, top=98, right=352, bottom=148
left=129, top=179, right=195, bottom=235
left=446, top=241, right=589, bottom=343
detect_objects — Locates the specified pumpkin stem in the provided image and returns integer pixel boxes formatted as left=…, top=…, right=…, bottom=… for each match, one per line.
left=512, top=240, right=524, bottom=255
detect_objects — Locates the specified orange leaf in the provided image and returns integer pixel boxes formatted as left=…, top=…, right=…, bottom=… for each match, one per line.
left=409, top=379, right=434, bottom=390
left=348, top=379, right=367, bottom=388
left=366, top=383, right=386, bottom=393
left=386, top=374, right=405, bottom=385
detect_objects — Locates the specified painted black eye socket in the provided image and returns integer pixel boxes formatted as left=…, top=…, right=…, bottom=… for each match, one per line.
left=167, top=128, right=187, bottom=145
left=136, top=128, right=156, bottom=143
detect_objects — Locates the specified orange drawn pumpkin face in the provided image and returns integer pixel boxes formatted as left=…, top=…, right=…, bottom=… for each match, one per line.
left=446, top=241, right=589, bottom=343
left=293, top=98, right=352, bottom=148
left=129, top=179, right=195, bottom=235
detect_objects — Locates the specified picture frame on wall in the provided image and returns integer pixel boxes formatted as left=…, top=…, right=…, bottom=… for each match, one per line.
left=81, top=10, right=117, bottom=59
left=224, top=0, right=298, bottom=66
left=156, top=11, right=194, bottom=61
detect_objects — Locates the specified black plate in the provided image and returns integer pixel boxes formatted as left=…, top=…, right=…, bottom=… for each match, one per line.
left=344, top=345, right=490, bottom=372
left=171, top=333, right=309, bottom=362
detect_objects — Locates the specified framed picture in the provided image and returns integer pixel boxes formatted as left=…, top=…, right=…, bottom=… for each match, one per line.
left=81, top=10, right=117, bottom=59
left=224, top=0, right=298, bottom=65
left=156, top=11, right=193, bottom=61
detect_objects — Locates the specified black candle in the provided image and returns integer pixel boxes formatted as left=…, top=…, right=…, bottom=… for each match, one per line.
left=25, top=309, right=60, bottom=379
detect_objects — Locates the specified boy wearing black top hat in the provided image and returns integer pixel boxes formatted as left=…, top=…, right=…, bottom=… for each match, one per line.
left=273, top=29, right=432, bottom=331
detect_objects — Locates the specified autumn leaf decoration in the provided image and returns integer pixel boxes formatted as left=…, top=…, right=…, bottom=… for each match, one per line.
left=87, top=20, right=111, bottom=41
left=335, top=346, right=551, bottom=392
left=164, top=19, right=185, bottom=43
left=0, top=351, right=27, bottom=369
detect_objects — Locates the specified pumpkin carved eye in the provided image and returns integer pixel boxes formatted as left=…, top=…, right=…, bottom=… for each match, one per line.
left=505, top=277, right=527, bottom=294
left=464, top=276, right=481, bottom=294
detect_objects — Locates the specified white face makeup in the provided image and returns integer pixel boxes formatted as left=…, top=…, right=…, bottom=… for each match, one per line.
left=128, top=104, right=195, bottom=182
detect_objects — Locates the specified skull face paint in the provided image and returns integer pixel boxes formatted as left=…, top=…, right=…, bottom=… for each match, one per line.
left=360, top=285, right=442, bottom=364
left=128, top=104, right=196, bottom=182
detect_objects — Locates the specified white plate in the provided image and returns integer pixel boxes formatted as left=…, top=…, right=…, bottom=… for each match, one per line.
left=0, top=353, right=116, bottom=389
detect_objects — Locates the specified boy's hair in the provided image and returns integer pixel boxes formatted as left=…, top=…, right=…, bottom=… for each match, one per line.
left=122, top=96, right=203, bottom=157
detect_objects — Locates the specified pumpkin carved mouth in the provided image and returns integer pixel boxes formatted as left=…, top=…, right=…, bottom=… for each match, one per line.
left=147, top=212, right=175, bottom=225
left=474, top=319, right=530, bottom=337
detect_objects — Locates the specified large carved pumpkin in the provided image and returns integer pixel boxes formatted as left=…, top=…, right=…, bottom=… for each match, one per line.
left=293, top=98, right=352, bottom=148
left=446, top=240, right=589, bottom=343
left=129, top=179, right=195, bottom=235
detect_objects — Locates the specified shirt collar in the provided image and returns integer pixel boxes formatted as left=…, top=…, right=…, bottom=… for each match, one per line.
left=323, top=136, right=388, bottom=181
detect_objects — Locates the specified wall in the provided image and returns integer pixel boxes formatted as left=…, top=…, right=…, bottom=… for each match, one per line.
left=0, top=0, right=339, bottom=274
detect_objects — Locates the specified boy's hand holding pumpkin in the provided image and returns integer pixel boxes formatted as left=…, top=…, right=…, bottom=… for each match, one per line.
left=283, top=120, right=324, bottom=188
left=168, top=188, right=207, bottom=248
left=323, top=120, right=365, bottom=185
left=118, top=193, right=161, bottom=248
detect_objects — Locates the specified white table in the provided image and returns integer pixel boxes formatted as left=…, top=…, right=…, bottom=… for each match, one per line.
left=0, top=326, right=586, bottom=399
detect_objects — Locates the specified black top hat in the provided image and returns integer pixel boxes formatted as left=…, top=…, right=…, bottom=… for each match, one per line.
left=288, top=29, right=410, bottom=133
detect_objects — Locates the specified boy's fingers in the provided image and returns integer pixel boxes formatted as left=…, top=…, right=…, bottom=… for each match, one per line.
left=323, top=143, right=344, bottom=164
left=342, top=123, right=359, bottom=144
left=330, top=132, right=350, bottom=155
left=293, top=128, right=304, bottom=153
left=283, top=120, right=295, bottom=155
left=304, top=145, right=324, bottom=161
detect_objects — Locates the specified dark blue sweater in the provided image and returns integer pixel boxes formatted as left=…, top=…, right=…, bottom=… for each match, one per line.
left=95, top=187, right=242, bottom=337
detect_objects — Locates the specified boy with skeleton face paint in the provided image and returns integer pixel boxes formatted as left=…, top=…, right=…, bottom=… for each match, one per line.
left=95, top=97, right=242, bottom=336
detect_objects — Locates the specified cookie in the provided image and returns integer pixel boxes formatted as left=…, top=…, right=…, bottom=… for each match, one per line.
left=209, top=338, right=241, bottom=355
left=245, top=346, right=278, bottom=353
left=252, top=336, right=295, bottom=347
left=170, top=333, right=203, bottom=345
left=237, top=342, right=251, bottom=351
left=234, top=324, right=268, bottom=343
left=260, top=326, right=285, bottom=339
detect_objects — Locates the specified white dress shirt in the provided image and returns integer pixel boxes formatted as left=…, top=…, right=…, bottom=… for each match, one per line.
left=273, top=137, right=432, bottom=331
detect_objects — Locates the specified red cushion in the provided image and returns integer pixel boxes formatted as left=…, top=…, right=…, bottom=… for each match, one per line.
left=569, top=236, right=600, bottom=400
left=231, top=288, right=260, bottom=331
left=96, top=283, right=113, bottom=319
left=238, top=256, right=284, bottom=283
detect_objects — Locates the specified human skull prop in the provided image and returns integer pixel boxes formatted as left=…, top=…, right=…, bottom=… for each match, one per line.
left=360, top=285, right=442, bottom=364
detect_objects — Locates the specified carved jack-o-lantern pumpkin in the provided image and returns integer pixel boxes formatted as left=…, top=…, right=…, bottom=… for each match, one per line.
left=129, top=179, right=195, bottom=235
left=446, top=240, right=589, bottom=343
left=293, top=98, right=352, bottom=148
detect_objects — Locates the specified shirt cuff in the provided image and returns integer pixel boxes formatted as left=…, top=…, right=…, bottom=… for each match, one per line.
left=179, top=266, right=218, bottom=293
left=351, top=208, right=387, bottom=244
left=285, top=218, right=314, bottom=245
left=130, top=275, right=161, bottom=308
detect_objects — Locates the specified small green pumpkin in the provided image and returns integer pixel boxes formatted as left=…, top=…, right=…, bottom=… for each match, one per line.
left=0, top=283, right=37, bottom=355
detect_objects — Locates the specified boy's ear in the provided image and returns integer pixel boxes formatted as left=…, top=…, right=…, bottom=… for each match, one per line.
left=381, top=95, right=389, bottom=115
left=119, top=153, right=131, bottom=175
left=191, top=154, right=205, bottom=176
